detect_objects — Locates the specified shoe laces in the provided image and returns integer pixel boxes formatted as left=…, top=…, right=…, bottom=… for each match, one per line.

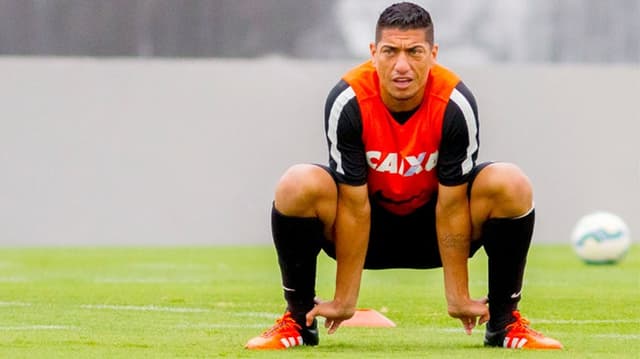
left=506, top=311, right=542, bottom=336
left=262, top=312, right=301, bottom=337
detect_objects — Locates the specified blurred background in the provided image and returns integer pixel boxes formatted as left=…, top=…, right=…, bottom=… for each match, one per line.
left=1, top=0, right=639, bottom=63
left=0, top=0, right=638, bottom=246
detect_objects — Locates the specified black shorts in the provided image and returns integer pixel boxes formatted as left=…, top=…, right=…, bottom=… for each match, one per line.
left=318, top=162, right=492, bottom=270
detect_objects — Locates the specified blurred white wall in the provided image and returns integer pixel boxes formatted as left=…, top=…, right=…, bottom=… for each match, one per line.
left=336, top=0, right=640, bottom=64
left=0, top=57, right=638, bottom=246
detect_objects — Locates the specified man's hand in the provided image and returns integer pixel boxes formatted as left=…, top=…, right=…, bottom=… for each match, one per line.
left=306, top=298, right=355, bottom=335
left=310, top=183, right=368, bottom=335
left=447, top=297, right=490, bottom=335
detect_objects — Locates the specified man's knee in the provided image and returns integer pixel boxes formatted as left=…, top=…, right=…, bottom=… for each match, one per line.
left=474, top=163, right=533, bottom=217
left=494, top=162, right=532, bottom=196
left=274, top=164, right=337, bottom=216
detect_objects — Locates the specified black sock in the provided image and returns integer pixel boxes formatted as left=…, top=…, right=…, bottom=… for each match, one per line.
left=482, top=209, right=535, bottom=331
left=271, top=204, right=324, bottom=327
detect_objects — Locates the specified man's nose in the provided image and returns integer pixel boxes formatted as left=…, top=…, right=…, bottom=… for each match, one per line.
left=394, top=52, right=410, bottom=73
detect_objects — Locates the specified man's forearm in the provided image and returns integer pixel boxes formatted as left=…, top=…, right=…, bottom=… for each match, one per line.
left=436, top=202, right=472, bottom=306
left=332, top=195, right=370, bottom=314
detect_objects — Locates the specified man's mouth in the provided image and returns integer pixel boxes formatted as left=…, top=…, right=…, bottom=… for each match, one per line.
left=392, top=77, right=412, bottom=89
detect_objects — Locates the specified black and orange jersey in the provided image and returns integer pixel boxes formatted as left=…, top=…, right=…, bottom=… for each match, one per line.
left=324, top=60, right=479, bottom=215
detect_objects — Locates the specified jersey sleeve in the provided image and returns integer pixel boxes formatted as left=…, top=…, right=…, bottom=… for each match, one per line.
left=324, top=79, right=367, bottom=185
left=437, top=81, right=480, bottom=186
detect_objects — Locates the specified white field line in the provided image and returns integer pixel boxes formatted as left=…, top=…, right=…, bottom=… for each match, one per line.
left=0, top=325, right=76, bottom=331
left=226, top=312, right=640, bottom=326
left=593, top=334, right=640, bottom=340
left=232, top=312, right=280, bottom=319
left=80, top=304, right=210, bottom=313
left=173, top=322, right=640, bottom=340
left=422, top=327, right=640, bottom=342
left=79, top=306, right=279, bottom=318
left=0, top=277, right=28, bottom=283
left=75, top=306, right=640, bottom=339
left=175, top=323, right=267, bottom=329
left=0, top=301, right=32, bottom=307
left=220, top=312, right=640, bottom=326
left=93, top=278, right=203, bottom=284
left=173, top=321, right=640, bottom=341
left=130, top=263, right=210, bottom=270
left=532, top=319, right=640, bottom=324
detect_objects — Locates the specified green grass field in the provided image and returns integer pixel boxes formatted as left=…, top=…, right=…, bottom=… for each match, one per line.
left=0, top=244, right=638, bottom=358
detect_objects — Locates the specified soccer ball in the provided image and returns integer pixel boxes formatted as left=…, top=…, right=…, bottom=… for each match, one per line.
left=571, top=211, right=631, bottom=264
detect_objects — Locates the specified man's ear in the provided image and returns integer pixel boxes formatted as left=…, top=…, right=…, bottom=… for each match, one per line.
left=431, top=43, right=439, bottom=61
left=369, top=42, right=377, bottom=65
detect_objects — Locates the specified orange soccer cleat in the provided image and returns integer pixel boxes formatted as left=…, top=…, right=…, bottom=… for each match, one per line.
left=245, top=312, right=318, bottom=350
left=484, top=311, right=563, bottom=350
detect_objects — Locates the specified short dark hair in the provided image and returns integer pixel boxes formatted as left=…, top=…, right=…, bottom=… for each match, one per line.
left=375, top=2, right=434, bottom=45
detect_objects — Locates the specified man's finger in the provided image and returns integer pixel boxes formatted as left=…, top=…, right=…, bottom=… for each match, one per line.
left=478, top=312, right=490, bottom=326
left=306, top=308, right=318, bottom=327
left=460, top=318, right=469, bottom=334
left=327, top=320, right=341, bottom=335
left=461, top=318, right=473, bottom=335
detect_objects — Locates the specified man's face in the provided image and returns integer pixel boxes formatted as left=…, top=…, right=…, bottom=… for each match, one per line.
left=370, top=27, right=437, bottom=111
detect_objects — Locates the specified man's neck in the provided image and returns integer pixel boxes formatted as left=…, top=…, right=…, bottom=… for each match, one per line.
left=389, top=107, right=419, bottom=125
left=380, top=88, right=425, bottom=112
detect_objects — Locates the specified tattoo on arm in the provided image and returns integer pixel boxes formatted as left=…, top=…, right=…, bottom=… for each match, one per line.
left=441, top=233, right=466, bottom=249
